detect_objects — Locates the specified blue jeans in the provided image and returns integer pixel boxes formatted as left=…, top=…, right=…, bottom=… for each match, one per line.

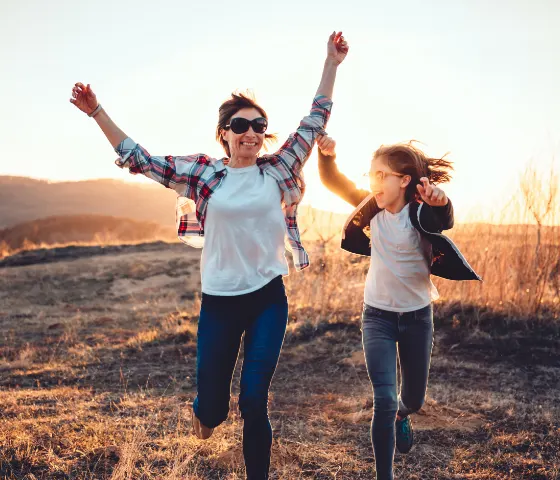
left=193, top=276, right=288, bottom=480
left=362, top=303, right=434, bottom=480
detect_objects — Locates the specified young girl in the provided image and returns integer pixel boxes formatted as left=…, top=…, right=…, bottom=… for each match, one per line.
left=316, top=136, right=481, bottom=480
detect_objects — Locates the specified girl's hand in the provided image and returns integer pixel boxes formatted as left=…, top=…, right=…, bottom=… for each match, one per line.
left=327, top=31, right=349, bottom=65
left=70, top=82, right=98, bottom=115
left=416, top=177, right=448, bottom=206
left=317, top=135, right=336, bottom=156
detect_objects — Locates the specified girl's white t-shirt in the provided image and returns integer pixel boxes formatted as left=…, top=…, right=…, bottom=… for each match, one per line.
left=364, top=203, right=439, bottom=312
left=201, top=164, right=289, bottom=296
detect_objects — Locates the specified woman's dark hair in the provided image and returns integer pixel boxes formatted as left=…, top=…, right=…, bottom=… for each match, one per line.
left=216, top=91, right=277, bottom=157
left=374, top=141, right=454, bottom=202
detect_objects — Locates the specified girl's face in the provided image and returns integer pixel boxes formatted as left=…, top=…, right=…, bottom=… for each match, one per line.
left=369, top=155, right=411, bottom=210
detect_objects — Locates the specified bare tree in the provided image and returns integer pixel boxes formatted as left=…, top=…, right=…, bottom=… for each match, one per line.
left=519, top=159, right=560, bottom=311
left=520, top=160, right=558, bottom=263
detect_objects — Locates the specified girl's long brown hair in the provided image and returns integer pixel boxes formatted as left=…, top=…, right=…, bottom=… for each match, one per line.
left=374, top=141, right=454, bottom=202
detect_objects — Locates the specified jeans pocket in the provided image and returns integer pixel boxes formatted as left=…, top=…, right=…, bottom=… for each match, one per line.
left=363, top=303, right=386, bottom=319
left=414, top=303, right=433, bottom=324
left=362, top=302, right=373, bottom=315
left=362, top=304, right=386, bottom=333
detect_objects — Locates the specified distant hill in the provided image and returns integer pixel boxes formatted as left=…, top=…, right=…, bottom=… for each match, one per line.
left=2, top=176, right=554, bottom=255
left=0, top=176, right=177, bottom=229
left=0, top=175, right=349, bottom=236
left=0, top=176, right=350, bottom=253
left=0, top=215, right=176, bottom=252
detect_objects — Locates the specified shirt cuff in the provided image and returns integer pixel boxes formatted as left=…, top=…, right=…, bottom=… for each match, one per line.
left=313, top=94, right=333, bottom=110
left=303, top=95, right=332, bottom=135
left=114, top=137, right=137, bottom=168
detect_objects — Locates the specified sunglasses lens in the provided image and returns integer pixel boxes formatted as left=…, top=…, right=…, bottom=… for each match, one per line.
left=252, top=117, right=268, bottom=134
left=229, top=118, right=250, bottom=134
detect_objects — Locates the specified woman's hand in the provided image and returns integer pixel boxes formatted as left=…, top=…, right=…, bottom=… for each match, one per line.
left=327, top=31, right=349, bottom=65
left=70, top=82, right=98, bottom=115
left=416, top=177, right=448, bottom=206
left=317, top=135, right=336, bottom=156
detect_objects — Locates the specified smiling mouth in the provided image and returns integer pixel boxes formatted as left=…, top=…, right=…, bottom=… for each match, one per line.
left=241, top=142, right=257, bottom=147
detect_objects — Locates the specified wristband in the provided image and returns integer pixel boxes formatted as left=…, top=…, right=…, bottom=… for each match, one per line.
left=88, top=104, right=103, bottom=118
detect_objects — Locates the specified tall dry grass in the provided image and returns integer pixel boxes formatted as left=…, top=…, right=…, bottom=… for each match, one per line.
left=287, top=160, right=560, bottom=324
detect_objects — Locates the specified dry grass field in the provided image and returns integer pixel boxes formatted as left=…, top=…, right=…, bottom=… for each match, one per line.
left=1, top=164, right=559, bottom=479
left=0, top=215, right=559, bottom=479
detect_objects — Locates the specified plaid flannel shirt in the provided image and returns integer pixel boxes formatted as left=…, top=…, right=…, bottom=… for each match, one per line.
left=114, top=95, right=332, bottom=271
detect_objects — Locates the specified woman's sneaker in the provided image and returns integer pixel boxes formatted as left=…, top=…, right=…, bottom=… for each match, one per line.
left=395, top=416, right=414, bottom=453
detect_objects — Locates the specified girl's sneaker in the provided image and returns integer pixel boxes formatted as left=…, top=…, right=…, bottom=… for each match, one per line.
left=395, top=416, right=414, bottom=453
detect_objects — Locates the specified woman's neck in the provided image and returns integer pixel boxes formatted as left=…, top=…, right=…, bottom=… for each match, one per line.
left=228, top=154, right=257, bottom=168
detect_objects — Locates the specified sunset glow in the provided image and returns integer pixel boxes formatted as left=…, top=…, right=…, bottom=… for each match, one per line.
left=1, top=0, right=559, bottom=224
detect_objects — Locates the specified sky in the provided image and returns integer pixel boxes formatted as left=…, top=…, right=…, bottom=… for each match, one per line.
left=1, top=0, right=559, bottom=224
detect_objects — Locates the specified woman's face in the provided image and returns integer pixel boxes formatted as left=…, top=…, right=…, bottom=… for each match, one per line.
left=369, top=155, right=410, bottom=209
left=221, top=107, right=266, bottom=159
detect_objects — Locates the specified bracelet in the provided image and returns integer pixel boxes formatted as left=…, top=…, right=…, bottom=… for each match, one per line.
left=88, top=104, right=103, bottom=118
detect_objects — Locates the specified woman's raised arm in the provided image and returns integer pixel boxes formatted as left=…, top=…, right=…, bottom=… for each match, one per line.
left=270, top=32, right=349, bottom=173
left=70, top=82, right=205, bottom=197
left=70, top=83, right=127, bottom=148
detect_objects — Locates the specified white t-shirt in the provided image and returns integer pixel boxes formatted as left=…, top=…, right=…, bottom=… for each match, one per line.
left=201, top=164, right=289, bottom=296
left=364, top=203, right=439, bottom=312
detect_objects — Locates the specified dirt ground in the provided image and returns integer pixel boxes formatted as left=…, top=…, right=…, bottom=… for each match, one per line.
left=0, top=243, right=558, bottom=479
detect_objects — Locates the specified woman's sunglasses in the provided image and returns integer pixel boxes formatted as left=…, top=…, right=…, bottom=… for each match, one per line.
left=225, top=117, right=268, bottom=134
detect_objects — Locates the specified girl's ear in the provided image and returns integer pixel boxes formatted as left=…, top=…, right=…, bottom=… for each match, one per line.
left=401, top=175, right=412, bottom=188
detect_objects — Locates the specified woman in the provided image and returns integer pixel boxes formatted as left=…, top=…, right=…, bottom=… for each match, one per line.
left=316, top=136, right=481, bottom=480
left=70, top=32, right=349, bottom=480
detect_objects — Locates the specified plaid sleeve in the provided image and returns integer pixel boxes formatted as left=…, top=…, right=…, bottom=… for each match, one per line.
left=271, top=95, right=333, bottom=174
left=114, top=137, right=212, bottom=199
